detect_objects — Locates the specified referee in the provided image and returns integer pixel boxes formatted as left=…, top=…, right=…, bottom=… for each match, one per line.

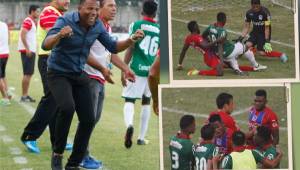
left=239, top=0, right=288, bottom=62
left=43, top=0, right=143, bottom=169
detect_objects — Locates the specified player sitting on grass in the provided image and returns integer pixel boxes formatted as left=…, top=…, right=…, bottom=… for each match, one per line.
left=169, top=115, right=196, bottom=170
left=193, top=124, right=219, bottom=170
left=200, top=12, right=267, bottom=76
left=254, top=126, right=282, bottom=168
left=247, top=89, right=279, bottom=148
left=213, top=130, right=282, bottom=169
left=209, top=114, right=233, bottom=155
left=237, top=0, right=288, bottom=63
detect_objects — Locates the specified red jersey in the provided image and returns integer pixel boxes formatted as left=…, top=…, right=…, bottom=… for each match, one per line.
left=209, top=111, right=239, bottom=132
left=39, top=6, right=63, bottom=30
left=214, top=128, right=233, bottom=155
left=248, top=106, right=279, bottom=131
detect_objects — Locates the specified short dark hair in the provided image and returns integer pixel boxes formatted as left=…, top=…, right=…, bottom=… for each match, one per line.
left=255, top=89, right=267, bottom=98
left=208, top=114, right=222, bottom=124
left=217, top=12, right=226, bottom=23
left=29, top=5, right=39, bottom=14
left=187, top=21, right=197, bottom=32
left=180, top=115, right=195, bottom=130
left=143, top=0, right=158, bottom=16
left=256, top=126, right=271, bottom=142
left=216, top=93, right=233, bottom=109
left=251, top=0, right=261, bottom=5
left=232, top=131, right=246, bottom=146
left=201, top=124, right=215, bottom=140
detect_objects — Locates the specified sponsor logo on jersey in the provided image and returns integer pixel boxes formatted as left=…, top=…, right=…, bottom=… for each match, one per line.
left=259, top=15, right=263, bottom=20
left=194, top=145, right=208, bottom=153
left=141, top=24, right=160, bottom=34
left=138, top=64, right=150, bottom=71
left=170, top=140, right=183, bottom=149
left=252, top=21, right=265, bottom=26
left=210, top=28, right=218, bottom=34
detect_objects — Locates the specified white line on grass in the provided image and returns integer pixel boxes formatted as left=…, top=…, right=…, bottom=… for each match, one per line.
left=13, top=156, right=28, bottom=164
left=9, top=147, right=22, bottom=155
left=162, top=107, right=287, bottom=131
left=172, top=18, right=295, bottom=48
left=1, top=135, right=14, bottom=143
left=20, top=168, right=33, bottom=170
left=0, top=124, right=6, bottom=132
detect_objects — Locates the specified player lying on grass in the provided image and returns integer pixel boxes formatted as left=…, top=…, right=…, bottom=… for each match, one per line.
left=236, top=0, right=288, bottom=63
left=192, top=124, right=219, bottom=170
left=212, top=130, right=282, bottom=169
left=200, top=12, right=267, bottom=76
left=177, top=19, right=266, bottom=77
left=169, top=115, right=196, bottom=170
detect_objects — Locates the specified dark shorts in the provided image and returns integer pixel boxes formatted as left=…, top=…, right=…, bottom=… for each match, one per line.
left=0, top=57, right=8, bottom=78
left=21, top=52, right=36, bottom=75
left=246, top=31, right=272, bottom=51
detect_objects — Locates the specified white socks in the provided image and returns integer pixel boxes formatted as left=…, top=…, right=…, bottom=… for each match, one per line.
left=138, top=105, right=151, bottom=140
left=124, top=102, right=135, bottom=127
left=244, top=50, right=259, bottom=67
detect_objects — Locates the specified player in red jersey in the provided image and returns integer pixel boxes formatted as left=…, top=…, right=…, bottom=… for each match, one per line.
left=247, top=89, right=279, bottom=147
left=208, top=93, right=239, bottom=132
left=209, top=114, right=234, bottom=155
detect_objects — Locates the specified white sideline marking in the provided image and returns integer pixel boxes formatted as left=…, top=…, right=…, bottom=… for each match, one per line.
left=10, top=92, right=35, bottom=115
left=0, top=125, right=6, bottom=132
left=162, top=107, right=287, bottom=131
left=1, top=135, right=14, bottom=143
left=172, top=18, right=295, bottom=48
left=13, top=156, right=28, bottom=164
left=9, top=147, right=22, bottom=155
left=20, top=169, right=33, bottom=170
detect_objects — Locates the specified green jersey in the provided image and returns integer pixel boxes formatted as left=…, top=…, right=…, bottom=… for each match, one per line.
left=169, top=135, right=194, bottom=170
left=203, top=24, right=234, bottom=58
left=221, top=149, right=264, bottom=169
left=192, top=143, right=218, bottom=170
left=261, top=146, right=279, bottom=168
left=128, top=19, right=160, bottom=77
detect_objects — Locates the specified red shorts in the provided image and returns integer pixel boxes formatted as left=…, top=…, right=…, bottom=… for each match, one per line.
left=203, top=49, right=220, bottom=68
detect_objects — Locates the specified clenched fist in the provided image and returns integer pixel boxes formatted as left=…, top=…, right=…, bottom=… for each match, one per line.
left=58, top=26, right=73, bottom=38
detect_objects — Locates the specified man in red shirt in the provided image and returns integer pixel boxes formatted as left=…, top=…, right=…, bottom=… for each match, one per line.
left=209, top=92, right=239, bottom=132
left=209, top=114, right=234, bottom=155
left=247, top=89, right=279, bottom=147
left=18, top=5, right=40, bottom=102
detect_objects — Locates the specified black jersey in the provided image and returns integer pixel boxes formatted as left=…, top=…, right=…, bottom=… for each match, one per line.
left=245, top=6, right=271, bottom=34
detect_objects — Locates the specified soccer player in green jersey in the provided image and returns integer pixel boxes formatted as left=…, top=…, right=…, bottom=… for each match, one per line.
left=169, top=115, right=196, bottom=170
left=122, top=0, right=160, bottom=148
left=202, top=12, right=267, bottom=76
left=216, top=130, right=282, bottom=169
left=254, top=126, right=282, bottom=168
left=193, top=124, right=218, bottom=170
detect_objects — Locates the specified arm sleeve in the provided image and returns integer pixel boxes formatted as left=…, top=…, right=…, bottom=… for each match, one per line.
left=42, top=17, right=66, bottom=50
left=184, top=36, right=191, bottom=45
left=221, top=155, right=232, bottom=169
left=269, top=112, right=279, bottom=130
left=40, top=9, right=60, bottom=30
left=252, top=149, right=264, bottom=163
left=245, top=11, right=251, bottom=22
left=264, top=8, right=271, bottom=26
left=22, top=18, right=32, bottom=31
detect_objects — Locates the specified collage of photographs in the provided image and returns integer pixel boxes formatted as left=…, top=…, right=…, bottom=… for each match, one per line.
left=0, top=0, right=299, bottom=170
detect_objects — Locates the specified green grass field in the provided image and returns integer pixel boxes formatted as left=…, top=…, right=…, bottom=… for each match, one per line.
left=0, top=33, right=159, bottom=169
left=171, top=0, right=296, bottom=80
left=161, top=86, right=289, bottom=169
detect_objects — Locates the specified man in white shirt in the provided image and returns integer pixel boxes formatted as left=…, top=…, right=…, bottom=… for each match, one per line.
left=18, top=5, right=40, bottom=102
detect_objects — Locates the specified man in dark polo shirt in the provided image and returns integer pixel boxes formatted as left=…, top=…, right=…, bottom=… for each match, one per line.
left=42, top=0, right=144, bottom=169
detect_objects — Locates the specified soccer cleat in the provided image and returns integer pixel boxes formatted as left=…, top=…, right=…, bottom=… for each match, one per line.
left=0, top=98, right=11, bottom=106
left=280, top=53, right=288, bottom=63
left=20, top=96, right=36, bottom=102
left=137, top=139, right=149, bottom=145
left=65, top=166, right=80, bottom=170
left=124, top=126, right=134, bottom=149
left=253, top=64, right=267, bottom=71
left=80, top=155, right=102, bottom=169
left=234, top=69, right=248, bottom=76
left=187, top=68, right=199, bottom=76
left=22, top=140, right=40, bottom=153
left=65, top=143, right=73, bottom=151
left=51, top=153, right=63, bottom=170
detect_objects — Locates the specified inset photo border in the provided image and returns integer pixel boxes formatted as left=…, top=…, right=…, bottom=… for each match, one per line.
left=167, top=0, right=299, bottom=84
left=159, top=83, right=293, bottom=170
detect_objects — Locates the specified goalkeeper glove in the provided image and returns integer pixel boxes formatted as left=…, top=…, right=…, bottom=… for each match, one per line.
left=263, top=42, right=272, bottom=53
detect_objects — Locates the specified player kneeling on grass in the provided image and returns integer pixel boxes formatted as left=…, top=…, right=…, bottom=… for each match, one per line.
left=200, top=12, right=267, bottom=76
left=212, top=130, right=282, bottom=169
left=192, top=124, right=219, bottom=170
left=237, top=0, right=288, bottom=63
left=169, top=115, right=196, bottom=170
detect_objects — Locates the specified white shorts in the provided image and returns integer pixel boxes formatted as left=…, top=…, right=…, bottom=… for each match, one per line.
left=122, top=76, right=151, bottom=99
left=225, top=42, right=245, bottom=61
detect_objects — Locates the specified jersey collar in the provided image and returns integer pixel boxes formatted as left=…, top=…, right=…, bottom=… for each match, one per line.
left=143, top=16, right=156, bottom=23
left=232, top=145, right=246, bottom=152
left=99, top=16, right=111, bottom=32
left=176, top=131, right=191, bottom=139
left=261, top=143, right=273, bottom=151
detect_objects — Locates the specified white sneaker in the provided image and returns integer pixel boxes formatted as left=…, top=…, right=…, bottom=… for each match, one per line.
left=0, top=98, right=11, bottom=106
left=253, top=64, right=267, bottom=71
